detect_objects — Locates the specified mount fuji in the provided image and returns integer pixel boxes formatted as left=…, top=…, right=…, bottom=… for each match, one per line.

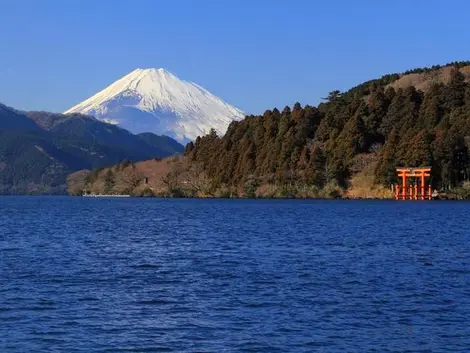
left=65, top=68, right=245, bottom=143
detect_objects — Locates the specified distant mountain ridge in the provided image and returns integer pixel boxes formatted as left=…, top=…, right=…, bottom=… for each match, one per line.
left=64, top=68, right=245, bottom=143
left=26, top=111, right=182, bottom=158
left=0, top=104, right=184, bottom=194
left=0, top=103, right=40, bottom=130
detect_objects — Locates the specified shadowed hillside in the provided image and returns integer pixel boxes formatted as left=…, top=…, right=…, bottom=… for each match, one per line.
left=0, top=106, right=184, bottom=194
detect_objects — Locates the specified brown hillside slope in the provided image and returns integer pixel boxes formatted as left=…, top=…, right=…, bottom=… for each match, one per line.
left=387, top=65, right=470, bottom=92
left=68, top=157, right=216, bottom=197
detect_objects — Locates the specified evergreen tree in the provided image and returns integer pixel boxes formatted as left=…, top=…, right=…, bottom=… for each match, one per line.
left=104, top=169, right=115, bottom=194
left=184, top=62, right=470, bottom=195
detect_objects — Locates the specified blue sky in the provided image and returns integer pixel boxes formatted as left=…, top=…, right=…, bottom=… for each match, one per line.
left=1, top=0, right=469, bottom=114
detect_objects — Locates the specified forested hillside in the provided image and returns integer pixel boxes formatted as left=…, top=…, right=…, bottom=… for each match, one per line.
left=27, top=111, right=184, bottom=158
left=184, top=62, right=470, bottom=196
left=0, top=106, right=183, bottom=194
left=71, top=62, right=470, bottom=198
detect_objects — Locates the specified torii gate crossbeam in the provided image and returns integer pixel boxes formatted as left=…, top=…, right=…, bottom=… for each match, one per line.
left=395, top=167, right=432, bottom=200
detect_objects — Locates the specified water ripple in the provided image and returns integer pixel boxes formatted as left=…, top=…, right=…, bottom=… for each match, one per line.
left=1, top=197, right=470, bottom=352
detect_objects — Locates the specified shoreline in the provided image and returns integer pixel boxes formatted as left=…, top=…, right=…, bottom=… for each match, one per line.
left=76, top=194, right=442, bottom=201
left=1, top=193, right=465, bottom=200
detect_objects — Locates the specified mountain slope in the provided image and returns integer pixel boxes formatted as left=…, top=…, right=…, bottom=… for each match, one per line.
left=0, top=128, right=138, bottom=194
left=64, top=68, right=245, bottom=143
left=185, top=62, right=470, bottom=194
left=74, top=61, right=470, bottom=198
left=137, top=132, right=184, bottom=156
left=0, top=103, right=40, bottom=130
left=27, top=111, right=183, bottom=157
left=0, top=105, right=184, bottom=194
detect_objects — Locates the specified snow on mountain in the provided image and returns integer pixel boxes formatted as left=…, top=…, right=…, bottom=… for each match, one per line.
left=64, top=68, right=245, bottom=143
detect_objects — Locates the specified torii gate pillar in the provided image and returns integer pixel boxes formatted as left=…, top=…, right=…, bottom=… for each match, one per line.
left=395, top=167, right=432, bottom=200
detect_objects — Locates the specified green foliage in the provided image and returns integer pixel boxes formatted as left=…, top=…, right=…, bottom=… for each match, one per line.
left=103, top=170, right=115, bottom=194
left=186, top=63, right=470, bottom=192
left=454, top=181, right=470, bottom=199
left=322, top=90, right=343, bottom=102
left=403, top=61, right=470, bottom=75
left=243, top=175, right=260, bottom=198
left=139, top=188, right=155, bottom=197
left=85, top=167, right=104, bottom=185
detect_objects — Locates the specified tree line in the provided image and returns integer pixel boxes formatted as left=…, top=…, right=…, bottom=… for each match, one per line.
left=185, top=64, right=470, bottom=194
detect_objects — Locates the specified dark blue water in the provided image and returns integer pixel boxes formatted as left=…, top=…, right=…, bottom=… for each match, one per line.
left=1, top=197, right=470, bottom=352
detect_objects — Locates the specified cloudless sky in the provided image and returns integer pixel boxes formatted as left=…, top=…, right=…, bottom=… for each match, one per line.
left=1, top=0, right=470, bottom=114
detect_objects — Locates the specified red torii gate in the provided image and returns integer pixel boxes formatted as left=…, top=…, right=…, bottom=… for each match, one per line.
left=395, top=167, right=432, bottom=200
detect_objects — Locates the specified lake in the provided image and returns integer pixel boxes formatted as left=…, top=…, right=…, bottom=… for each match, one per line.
left=1, top=197, right=469, bottom=352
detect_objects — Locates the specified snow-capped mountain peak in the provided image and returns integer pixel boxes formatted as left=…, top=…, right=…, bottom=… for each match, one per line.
left=64, top=68, right=245, bottom=142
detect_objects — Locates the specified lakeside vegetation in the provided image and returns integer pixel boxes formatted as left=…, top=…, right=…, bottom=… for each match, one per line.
left=70, top=62, right=470, bottom=199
